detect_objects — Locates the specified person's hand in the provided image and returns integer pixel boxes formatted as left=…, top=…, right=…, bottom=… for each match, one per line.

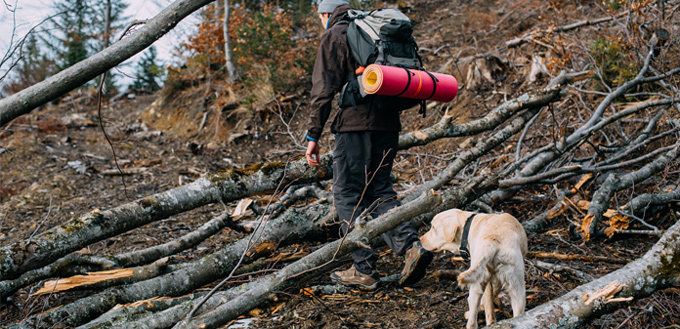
left=305, top=140, right=320, bottom=167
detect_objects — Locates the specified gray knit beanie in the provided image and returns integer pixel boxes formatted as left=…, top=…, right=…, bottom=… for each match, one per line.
left=317, top=0, right=349, bottom=14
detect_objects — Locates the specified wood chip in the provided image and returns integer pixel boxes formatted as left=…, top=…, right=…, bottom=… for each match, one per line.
left=232, top=198, right=254, bottom=220
left=32, top=269, right=134, bottom=296
left=581, top=281, right=627, bottom=305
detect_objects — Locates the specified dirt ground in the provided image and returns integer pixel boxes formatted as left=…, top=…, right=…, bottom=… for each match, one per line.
left=2, top=88, right=678, bottom=329
left=2, top=0, right=680, bottom=327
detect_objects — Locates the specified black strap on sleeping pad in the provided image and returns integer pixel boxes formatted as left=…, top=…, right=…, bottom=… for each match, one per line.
left=459, top=214, right=477, bottom=261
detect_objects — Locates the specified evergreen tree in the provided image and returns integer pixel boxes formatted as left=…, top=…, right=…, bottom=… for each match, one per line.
left=50, top=0, right=93, bottom=70
left=131, top=46, right=164, bottom=93
left=46, top=0, right=128, bottom=89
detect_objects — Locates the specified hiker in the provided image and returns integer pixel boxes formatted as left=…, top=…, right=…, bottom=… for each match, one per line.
left=304, top=0, right=432, bottom=290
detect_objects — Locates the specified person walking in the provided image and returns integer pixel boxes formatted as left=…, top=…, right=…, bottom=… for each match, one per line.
left=304, top=0, right=432, bottom=290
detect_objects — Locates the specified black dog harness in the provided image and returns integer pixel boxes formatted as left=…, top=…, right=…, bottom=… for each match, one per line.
left=459, top=214, right=478, bottom=261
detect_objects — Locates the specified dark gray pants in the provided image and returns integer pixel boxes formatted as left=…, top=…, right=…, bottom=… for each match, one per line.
left=333, top=131, right=419, bottom=274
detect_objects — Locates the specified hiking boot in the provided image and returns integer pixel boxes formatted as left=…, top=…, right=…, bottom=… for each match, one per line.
left=330, top=266, right=380, bottom=290
left=399, top=241, right=433, bottom=286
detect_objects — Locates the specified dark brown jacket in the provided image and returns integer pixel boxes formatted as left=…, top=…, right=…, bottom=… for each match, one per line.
left=305, top=5, right=401, bottom=141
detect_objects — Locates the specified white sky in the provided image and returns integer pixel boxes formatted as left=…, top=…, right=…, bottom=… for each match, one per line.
left=0, top=0, right=198, bottom=87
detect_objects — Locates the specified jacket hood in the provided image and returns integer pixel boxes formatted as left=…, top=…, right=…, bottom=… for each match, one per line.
left=328, top=4, right=351, bottom=27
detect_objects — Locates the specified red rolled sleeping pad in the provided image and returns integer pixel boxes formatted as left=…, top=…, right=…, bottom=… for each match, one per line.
left=361, top=64, right=458, bottom=103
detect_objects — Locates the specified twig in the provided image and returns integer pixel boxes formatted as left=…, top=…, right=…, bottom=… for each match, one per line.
left=531, top=259, right=595, bottom=283
left=527, top=251, right=628, bottom=264
left=28, top=195, right=53, bottom=241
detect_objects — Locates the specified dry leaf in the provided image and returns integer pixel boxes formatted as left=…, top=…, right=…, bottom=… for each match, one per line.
left=300, top=287, right=314, bottom=297
left=249, top=308, right=263, bottom=317
left=75, top=248, right=91, bottom=254
left=547, top=202, right=567, bottom=219
left=576, top=200, right=590, bottom=211
left=271, top=302, right=286, bottom=314
left=581, top=214, right=594, bottom=241
left=246, top=241, right=276, bottom=257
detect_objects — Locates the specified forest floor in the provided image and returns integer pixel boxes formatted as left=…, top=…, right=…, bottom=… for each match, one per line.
left=2, top=0, right=680, bottom=328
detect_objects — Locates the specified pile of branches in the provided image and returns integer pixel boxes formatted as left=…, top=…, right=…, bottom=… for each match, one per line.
left=1, top=1, right=679, bottom=328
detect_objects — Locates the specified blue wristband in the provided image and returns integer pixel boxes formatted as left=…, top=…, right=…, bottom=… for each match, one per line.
left=306, top=135, right=318, bottom=142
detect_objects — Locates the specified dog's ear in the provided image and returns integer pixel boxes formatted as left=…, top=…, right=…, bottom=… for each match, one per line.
left=442, top=215, right=460, bottom=243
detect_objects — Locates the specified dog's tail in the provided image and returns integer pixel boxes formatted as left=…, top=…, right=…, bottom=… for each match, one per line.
left=457, top=240, right=497, bottom=287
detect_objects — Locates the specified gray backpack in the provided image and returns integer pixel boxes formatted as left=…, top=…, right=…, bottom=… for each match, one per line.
left=338, top=8, right=427, bottom=115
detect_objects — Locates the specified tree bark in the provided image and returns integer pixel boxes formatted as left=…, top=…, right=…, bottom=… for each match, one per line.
left=223, top=0, right=238, bottom=82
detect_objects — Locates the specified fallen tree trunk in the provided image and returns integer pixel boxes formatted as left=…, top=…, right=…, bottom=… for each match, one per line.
left=488, top=218, right=680, bottom=329
left=9, top=201, right=331, bottom=328
left=0, top=214, right=229, bottom=300
left=0, top=159, right=333, bottom=281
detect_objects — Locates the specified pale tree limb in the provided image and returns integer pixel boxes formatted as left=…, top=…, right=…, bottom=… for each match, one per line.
left=623, top=184, right=680, bottom=219
left=397, top=74, right=573, bottom=150
left=499, top=139, right=678, bottom=188
left=75, top=293, right=208, bottom=329
left=525, top=48, right=658, bottom=176
left=595, top=124, right=680, bottom=168
left=114, top=212, right=231, bottom=268
left=263, top=184, right=327, bottom=219
left=0, top=0, right=219, bottom=126
left=400, top=71, right=586, bottom=203
left=488, top=218, right=680, bottom=329
left=403, top=103, right=546, bottom=203
left=599, top=104, right=670, bottom=164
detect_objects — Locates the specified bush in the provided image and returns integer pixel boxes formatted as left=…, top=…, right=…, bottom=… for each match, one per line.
left=589, top=38, right=638, bottom=88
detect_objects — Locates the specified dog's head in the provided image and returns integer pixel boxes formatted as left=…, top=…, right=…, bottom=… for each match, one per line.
left=420, top=209, right=466, bottom=252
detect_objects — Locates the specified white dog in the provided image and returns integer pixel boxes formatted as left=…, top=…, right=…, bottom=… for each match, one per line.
left=420, top=209, right=528, bottom=329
